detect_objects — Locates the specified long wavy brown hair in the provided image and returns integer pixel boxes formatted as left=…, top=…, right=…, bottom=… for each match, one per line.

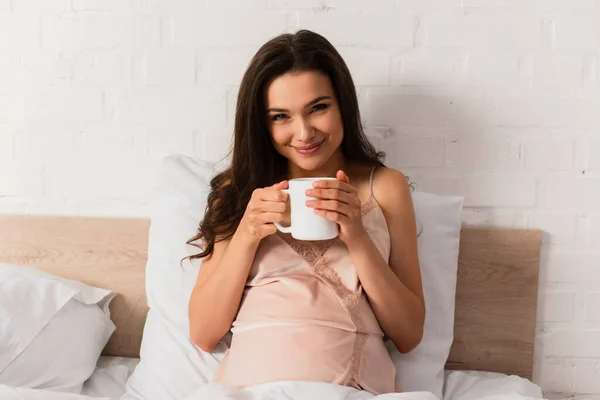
left=186, top=29, right=385, bottom=260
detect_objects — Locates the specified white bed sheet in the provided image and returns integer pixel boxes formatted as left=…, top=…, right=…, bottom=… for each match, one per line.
left=80, top=356, right=140, bottom=400
left=73, top=358, right=545, bottom=400
left=0, top=359, right=545, bottom=400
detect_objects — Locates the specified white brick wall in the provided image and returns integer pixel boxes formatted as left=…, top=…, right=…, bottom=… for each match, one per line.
left=1, top=0, right=599, bottom=397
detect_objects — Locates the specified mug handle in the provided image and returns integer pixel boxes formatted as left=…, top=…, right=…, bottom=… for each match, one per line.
left=273, top=189, right=292, bottom=233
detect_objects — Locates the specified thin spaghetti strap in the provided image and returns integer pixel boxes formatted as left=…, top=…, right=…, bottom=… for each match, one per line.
left=368, top=166, right=377, bottom=200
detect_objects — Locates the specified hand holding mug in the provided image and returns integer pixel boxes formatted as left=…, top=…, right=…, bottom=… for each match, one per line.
left=239, top=180, right=289, bottom=241
left=305, top=170, right=367, bottom=246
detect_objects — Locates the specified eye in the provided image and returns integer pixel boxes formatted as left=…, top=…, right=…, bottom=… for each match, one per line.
left=311, top=103, right=328, bottom=113
left=272, top=113, right=288, bottom=121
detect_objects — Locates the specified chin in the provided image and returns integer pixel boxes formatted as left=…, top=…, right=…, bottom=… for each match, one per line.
left=287, top=153, right=332, bottom=173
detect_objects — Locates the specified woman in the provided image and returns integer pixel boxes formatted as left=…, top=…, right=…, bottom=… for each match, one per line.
left=186, top=29, right=425, bottom=395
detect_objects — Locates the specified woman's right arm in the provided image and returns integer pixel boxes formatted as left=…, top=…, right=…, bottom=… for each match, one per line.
left=188, top=181, right=288, bottom=352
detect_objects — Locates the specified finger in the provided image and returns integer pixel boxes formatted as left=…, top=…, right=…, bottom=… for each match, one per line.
left=306, top=188, right=356, bottom=205
left=336, top=170, right=350, bottom=184
left=313, top=178, right=355, bottom=193
left=269, top=180, right=288, bottom=189
left=258, top=188, right=288, bottom=202
left=258, top=212, right=284, bottom=224
left=258, top=201, right=287, bottom=213
left=313, top=209, right=348, bottom=225
left=308, top=199, right=353, bottom=217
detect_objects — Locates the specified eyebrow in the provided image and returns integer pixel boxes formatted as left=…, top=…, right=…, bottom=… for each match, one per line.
left=266, top=96, right=332, bottom=113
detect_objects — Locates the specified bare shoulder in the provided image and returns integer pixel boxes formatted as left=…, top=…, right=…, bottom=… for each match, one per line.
left=372, top=167, right=413, bottom=214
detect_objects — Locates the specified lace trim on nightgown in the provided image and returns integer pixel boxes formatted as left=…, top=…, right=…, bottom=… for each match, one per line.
left=275, top=166, right=380, bottom=389
left=277, top=233, right=366, bottom=389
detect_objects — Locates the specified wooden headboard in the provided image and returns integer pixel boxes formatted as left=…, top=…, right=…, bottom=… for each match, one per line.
left=0, top=215, right=541, bottom=379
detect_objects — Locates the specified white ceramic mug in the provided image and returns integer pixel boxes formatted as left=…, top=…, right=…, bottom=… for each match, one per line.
left=274, top=177, right=339, bottom=241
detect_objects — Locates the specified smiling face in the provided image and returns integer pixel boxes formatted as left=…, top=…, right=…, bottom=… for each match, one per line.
left=265, top=70, right=345, bottom=178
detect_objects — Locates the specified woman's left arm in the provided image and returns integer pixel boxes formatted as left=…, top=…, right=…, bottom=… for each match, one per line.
left=346, top=168, right=425, bottom=353
left=308, top=168, right=425, bottom=353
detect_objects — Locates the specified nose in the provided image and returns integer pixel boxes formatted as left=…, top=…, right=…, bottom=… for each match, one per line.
left=294, top=117, right=316, bottom=142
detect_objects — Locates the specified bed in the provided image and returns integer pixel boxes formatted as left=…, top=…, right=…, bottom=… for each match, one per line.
left=0, top=214, right=543, bottom=399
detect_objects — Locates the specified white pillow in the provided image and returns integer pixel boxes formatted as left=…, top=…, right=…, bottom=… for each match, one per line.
left=123, top=155, right=463, bottom=400
left=386, top=191, right=463, bottom=399
left=0, top=263, right=116, bottom=393
left=122, top=155, right=226, bottom=400
left=442, top=370, right=544, bottom=400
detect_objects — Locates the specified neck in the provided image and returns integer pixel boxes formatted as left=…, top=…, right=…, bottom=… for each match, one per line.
left=287, top=149, right=345, bottom=179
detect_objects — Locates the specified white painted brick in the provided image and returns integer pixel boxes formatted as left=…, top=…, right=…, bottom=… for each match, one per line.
left=0, top=134, right=14, bottom=163
left=364, top=92, right=491, bottom=127
left=72, top=53, right=132, bottom=86
left=71, top=125, right=143, bottom=166
left=533, top=54, right=584, bottom=92
left=113, top=88, right=227, bottom=130
left=588, top=139, right=600, bottom=171
left=423, top=9, right=542, bottom=50
left=575, top=361, right=600, bottom=394
left=411, top=173, right=535, bottom=207
left=0, top=89, right=103, bottom=124
left=585, top=293, right=600, bottom=322
left=394, top=137, right=444, bottom=168
left=542, top=330, right=600, bottom=358
left=0, top=164, right=44, bottom=196
left=329, top=0, right=397, bottom=11
left=144, top=51, right=196, bottom=86
left=45, top=162, right=153, bottom=199
left=582, top=55, right=596, bottom=93
left=208, top=48, right=255, bottom=86
left=592, top=215, right=600, bottom=247
left=528, top=212, right=577, bottom=244
left=0, top=14, right=39, bottom=52
left=72, top=0, right=131, bottom=11
left=541, top=177, right=600, bottom=211
left=454, top=136, right=521, bottom=170
left=523, top=137, right=574, bottom=170
left=42, top=13, right=161, bottom=53
left=145, top=129, right=194, bottom=164
left=392, top=50, right=467, bottom=86
left=540, top=0, right=595, bottom=10
left=194, top=131, right=233, bottom=166
left=535, top=359, right=575, bottom=394
left=17, top=53, right=72, bottom=86
left=298, top=11, right=414, bottom=47
left=543, top=251, right=598, bottom=283
left=12, top=0, right=71, bottom=13
left=138, top=0, right=203, bottom=16
left=166, top=11, right=288, bottom=48
left=538, top=291, right=573, bottom=322
left=337, top=50, right=390, bottom=86
left=494, top=97, right=600, bottom=128
left=398, top=0, right=461, bottom=10
left=466, top=53, right=531, bottom=88
left=226, top=87, right=240, bottom=124
left=269, top=0, right=332, bottom=8
left=462, top=0, right=515, bottom=6
left=460, top=175, right=536, bottom=207
left=552, top=14, right=599, bottom=51
left=212, top=0, right=270, bottom=8
left=14, top=130, right=75, bottom=165
left=576, top=214, right=591, bottom=247
left=462, top=208, right=527, bottom=228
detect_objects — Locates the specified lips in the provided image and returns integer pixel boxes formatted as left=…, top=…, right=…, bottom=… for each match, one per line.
left=292, top=139, right=326, bottom=155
